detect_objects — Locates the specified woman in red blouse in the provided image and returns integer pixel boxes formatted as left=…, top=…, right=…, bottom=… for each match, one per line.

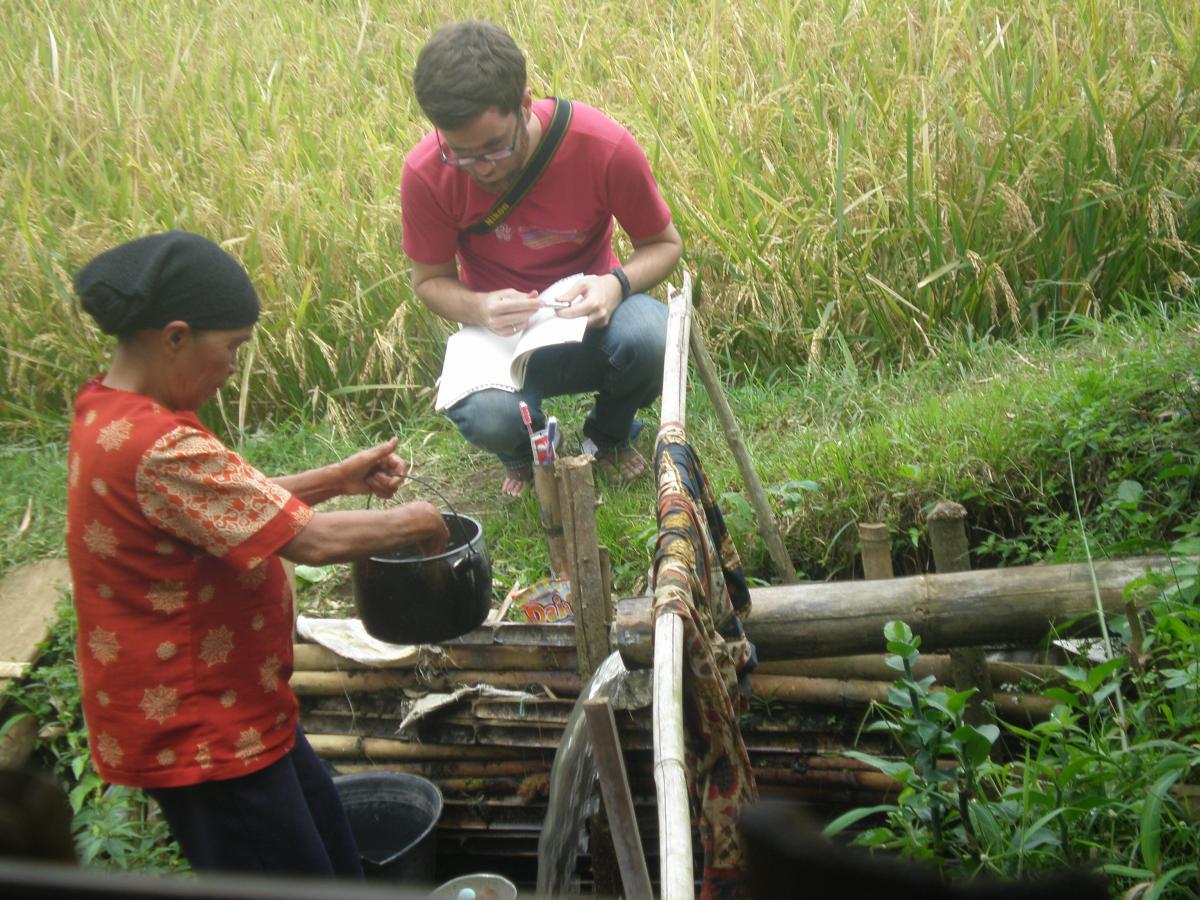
left=66, top=231, right=449, bottom=878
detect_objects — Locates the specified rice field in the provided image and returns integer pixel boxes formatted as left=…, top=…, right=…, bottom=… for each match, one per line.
left=1, top=0, right=1197, bottom=433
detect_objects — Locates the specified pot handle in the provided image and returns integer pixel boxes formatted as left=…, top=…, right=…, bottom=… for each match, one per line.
left=367, top=473, right=472, bottom=547
left=451, top=553, right=476, bottom=589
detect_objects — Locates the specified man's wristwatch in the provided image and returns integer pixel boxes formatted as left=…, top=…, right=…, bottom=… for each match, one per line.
left=610, top=266, right=632, bottom=301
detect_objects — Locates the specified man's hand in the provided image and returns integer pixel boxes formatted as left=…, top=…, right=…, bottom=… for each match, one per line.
left=337, top=437, right=411, bottom=499
left=481, top=288, right=543, bottom=336
left=556, top=273, right=623, bottom=328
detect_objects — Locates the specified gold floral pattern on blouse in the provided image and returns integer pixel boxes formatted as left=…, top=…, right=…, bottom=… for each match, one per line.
left=139, top=685, right=179, bottom=724
left=147, top=580, right=187, bottom=614
left=258, top=655, right=282, bottom=692
left=195, top=742, right=213, bottom=769
left=155, top=541, right=174, bottom=555
left=251, top=614, right=265, bottom=631
left=96, top=732, right=123, bottom=768
left=220, top=690, right=237, bottom=708
left=91, top=478, right=108, bottom=496
left=156, top=749, right=176, bottom=767
left=83, top=520, right=118, bottom=558
left=97, top=584, right=113, bottom=599
left=199, top=626, right=235, bottom=667
left=135, top=427, right=295, bottom=559
left=239, top=562, right=268, bottom=590
left=88, top=626, right=120, bottom=664
left=156, top=642, right=177, bottom=661
left=198, top=584, right=215, bottom=604
left=69, top=454, right=81, bottom=488
left=97, top=418, right=133, bottom=451
left=96, top=691, right=110, bottom=706
left=234, top=727, right=266, bottom=762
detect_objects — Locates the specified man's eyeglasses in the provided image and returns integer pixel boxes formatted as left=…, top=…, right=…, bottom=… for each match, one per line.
left=436, top=119, right=520, bottom=168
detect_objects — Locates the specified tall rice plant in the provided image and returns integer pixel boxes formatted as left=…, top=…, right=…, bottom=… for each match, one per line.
left=1, top=0, right=1197, bottom=436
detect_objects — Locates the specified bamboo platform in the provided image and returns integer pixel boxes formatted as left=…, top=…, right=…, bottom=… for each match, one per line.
left=294, top=622, right=908, bottom=893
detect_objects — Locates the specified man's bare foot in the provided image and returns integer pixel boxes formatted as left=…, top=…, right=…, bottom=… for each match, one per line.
left=593, top=445, right=648, bottom=482
left=502, top=465, right=533, bottom=497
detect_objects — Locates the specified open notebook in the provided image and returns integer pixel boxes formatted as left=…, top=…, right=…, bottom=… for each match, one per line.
left=433, top=274, right=588, bottom=411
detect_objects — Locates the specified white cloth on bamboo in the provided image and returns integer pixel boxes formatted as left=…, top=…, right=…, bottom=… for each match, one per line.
left=295, top=614, right=419, bottom=665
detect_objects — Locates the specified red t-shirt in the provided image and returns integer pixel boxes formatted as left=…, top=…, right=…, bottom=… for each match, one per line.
left=401, top=99, right=673, bottom=293
left=65, top=380, right=314, bottom=788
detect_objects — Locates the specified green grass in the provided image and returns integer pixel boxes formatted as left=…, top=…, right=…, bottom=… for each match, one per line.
left=5, top=305, right=1197, bottom=600
left=2, top=0, right=1198, bottom=433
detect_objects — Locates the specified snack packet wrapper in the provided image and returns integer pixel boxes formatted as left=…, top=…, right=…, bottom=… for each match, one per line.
left=507, top=576, right=574, bottom=624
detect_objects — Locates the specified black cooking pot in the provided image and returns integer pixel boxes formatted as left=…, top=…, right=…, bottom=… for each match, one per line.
left=353, top=512, right=492, bottom=645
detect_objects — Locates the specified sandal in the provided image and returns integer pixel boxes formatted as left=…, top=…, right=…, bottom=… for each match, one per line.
left=593, top=444, right=649, bottom=482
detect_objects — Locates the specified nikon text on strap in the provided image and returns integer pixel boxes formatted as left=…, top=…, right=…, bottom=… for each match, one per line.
left=465, top=98, right=573, bottom=236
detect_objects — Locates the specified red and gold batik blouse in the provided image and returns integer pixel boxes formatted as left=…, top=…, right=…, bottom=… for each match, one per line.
left=66, top=378, right=314, bottom=788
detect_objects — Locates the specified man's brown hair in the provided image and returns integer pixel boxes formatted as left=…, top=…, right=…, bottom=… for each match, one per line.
left=413, top=20, right=527, bottom=130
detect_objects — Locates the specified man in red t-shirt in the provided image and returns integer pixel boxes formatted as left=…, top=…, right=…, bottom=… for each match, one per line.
left=401, top=20, right=683, bottom=496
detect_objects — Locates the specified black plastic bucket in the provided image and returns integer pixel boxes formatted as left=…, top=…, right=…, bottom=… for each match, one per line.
left=333, top=772, right=443, bottom=884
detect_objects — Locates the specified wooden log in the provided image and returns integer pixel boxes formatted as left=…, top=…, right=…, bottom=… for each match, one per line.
left=751, top=674, right=1055, bottom=723
left=689, top=324, right=798, bottom=584
left=532, top=463, right=571, bottom=579
left=586, top=699, right=654, bottom=900
left=614, top=555, right=1173, bottom=667
left=858, top=523, right=894, bottom=580
left=558, top=456, right=609, bottom=682
left=290, top=668, right=581, bottom=696
left=292, top=641, right=577, bottom=673
left=928, top=501, right=993, bottom=725
left=755, top=654, right=1060, bottom=687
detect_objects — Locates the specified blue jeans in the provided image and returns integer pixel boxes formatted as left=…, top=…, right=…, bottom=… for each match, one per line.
left=446, top=293, right=667, bottom=470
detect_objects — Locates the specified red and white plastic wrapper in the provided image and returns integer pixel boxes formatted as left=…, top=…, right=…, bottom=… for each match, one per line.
left=505, top=576, right=574, bottom=623
left=530, top=428, right=554, bottom=466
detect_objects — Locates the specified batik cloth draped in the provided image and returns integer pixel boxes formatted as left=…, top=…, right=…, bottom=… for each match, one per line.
left=653, top=424, right=758, bottom=900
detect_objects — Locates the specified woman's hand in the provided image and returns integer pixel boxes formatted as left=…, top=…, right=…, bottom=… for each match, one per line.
left=338, top=437, right=411, bottom=499
left=401, top=500, right=451, bottom=557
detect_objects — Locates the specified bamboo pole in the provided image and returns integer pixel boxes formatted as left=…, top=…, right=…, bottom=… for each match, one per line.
left=858, top=523, right=894, bottom=580
left=305, top=734, right=533, bottom=760
left=329, top=760, right=549, bottom=779
left=927, top=501, right=993, bottom=725
left=655, top=276, right=695, bottom=900
left=688, top=324, right=797, bottom=584
left=290, top=668, right=580, bottom=696
left=614, top=555, right=1174, bottom=668
left=292, top=641, right=577, bottom=673
left=754, top=654, right=1060, bottom=686
left=752, top=674, right=1055, bottom=723
left=532, top=463, right=571, bottom=579
left=558, top=456, right=609, bottom=681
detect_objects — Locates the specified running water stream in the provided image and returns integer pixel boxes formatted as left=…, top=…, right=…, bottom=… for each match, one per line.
left=535, top=651, right=652, bottom=896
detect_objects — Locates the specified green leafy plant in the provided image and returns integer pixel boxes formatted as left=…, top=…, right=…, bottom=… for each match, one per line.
left=825, top=620, right=1001, bottom=867
left=5, top=599, right=186, bottom=873
left=828, top=526, right=1200, bottom=896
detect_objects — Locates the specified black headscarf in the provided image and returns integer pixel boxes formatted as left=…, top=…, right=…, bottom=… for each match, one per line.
left=74, top=231, right=260, bottom=336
